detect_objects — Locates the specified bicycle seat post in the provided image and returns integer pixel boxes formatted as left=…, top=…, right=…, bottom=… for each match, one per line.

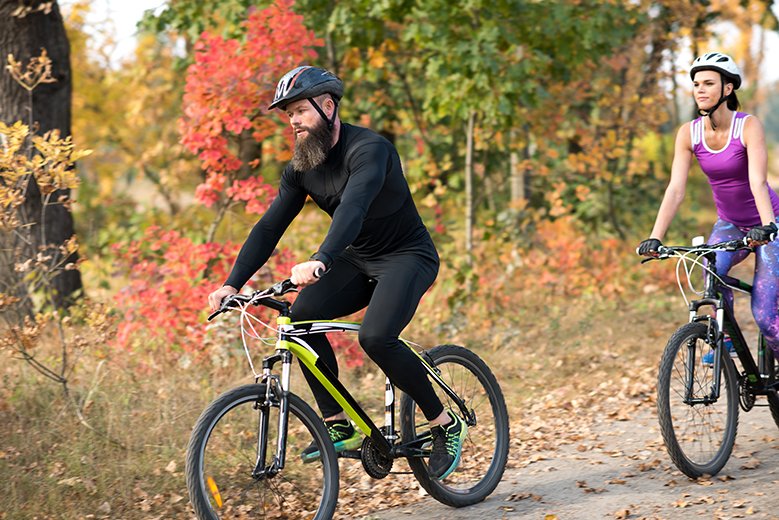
left=384, top=377, right=397, bottom=441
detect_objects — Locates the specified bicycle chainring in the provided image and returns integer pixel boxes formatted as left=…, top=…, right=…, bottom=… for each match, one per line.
left=360, top=435, right=393, bottom=479
left=738, top=374, right=756, bottom=412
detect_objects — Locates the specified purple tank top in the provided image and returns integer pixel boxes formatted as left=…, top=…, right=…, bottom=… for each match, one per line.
left=691, top=112, right=779, bottom=227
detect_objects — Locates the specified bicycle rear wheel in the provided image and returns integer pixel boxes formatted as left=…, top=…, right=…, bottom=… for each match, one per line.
left=186, top=384, right=339, bottom=519
left=399, top=344, right=509, bottom=507
left=657, top=322, right=739, bottom=478
left=764, top=348, right=779, bottom=429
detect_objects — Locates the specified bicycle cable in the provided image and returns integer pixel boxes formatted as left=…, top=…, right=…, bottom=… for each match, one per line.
left=669, top=247, right=751, bottom=307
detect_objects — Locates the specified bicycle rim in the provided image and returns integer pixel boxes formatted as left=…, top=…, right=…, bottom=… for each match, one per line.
left=400, top=344, right=509, bottom=507
left=186, top=384, right=338, bottom=520
left=657, top=323, right=738, bottom=477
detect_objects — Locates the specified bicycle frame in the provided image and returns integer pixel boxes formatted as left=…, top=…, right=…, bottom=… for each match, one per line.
left=686, top=250, right=777, bottom=404
left=250, top=299, right=475, bottom=478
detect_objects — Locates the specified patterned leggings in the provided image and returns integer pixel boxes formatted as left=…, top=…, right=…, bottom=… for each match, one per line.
left=708, top=219, right=779, bottom=360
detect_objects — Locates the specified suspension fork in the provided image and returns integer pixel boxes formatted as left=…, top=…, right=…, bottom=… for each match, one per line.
left=688, top=302, right=724, bottom=404
left=252, top=349, right=293, bottom=479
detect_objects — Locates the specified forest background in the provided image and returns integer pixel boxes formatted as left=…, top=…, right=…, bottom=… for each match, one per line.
left=2, top=0, right=779, bottom=518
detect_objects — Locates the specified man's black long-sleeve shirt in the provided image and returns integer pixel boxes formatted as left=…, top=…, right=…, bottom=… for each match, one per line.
left=224, top=123, right=436, bottom=290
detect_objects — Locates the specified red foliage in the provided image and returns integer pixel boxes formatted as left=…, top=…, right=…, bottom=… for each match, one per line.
left=111, top=226, right=240, bottom=354
left=112, top=226, right=366, bottom=367
left=180, top=0, right=323, bottom=215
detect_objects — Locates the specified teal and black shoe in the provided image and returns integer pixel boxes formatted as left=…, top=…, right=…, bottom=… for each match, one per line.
left=427, top=410, right=468, bottom=480
left=301, top=419, right=362, bottom=463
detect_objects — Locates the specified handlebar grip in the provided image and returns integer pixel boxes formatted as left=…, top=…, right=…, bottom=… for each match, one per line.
left=314, top=266, right=324, bottom=278
left=207, top=309, right=222, bottom=321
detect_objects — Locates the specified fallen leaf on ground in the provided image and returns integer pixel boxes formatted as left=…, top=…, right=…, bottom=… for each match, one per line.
left=739, top=458, right=760, bottom=470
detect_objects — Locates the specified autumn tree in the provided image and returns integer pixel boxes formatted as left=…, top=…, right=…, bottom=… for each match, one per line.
left=180, top=0, right=322, bottom=240
left=0, top=0, right=82, bottom=307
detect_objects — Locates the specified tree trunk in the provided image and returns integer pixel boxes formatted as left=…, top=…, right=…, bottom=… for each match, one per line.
left=464, top=111, right=475, bottom=256
left=509, top=126, right=532, bottom=204
left=0, top=0, right=83, bottom=307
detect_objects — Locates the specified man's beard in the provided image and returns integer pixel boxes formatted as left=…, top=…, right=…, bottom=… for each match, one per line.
left=291, top=119, right=333, bottom=171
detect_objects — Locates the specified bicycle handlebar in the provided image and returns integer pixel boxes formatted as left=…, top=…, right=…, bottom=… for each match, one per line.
left=640, top=237, right=752, bottom=264
left=207, top=279, right=299, bottom=321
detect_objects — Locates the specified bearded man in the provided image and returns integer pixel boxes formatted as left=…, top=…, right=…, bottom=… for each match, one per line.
left=207, top=66, right=467, bottom=480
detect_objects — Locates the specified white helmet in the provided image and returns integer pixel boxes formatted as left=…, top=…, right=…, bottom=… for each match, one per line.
left=689, top=52, right=742, bottom=89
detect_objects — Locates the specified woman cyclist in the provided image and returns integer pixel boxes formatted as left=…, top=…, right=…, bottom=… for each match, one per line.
left=637, top=52, right=779, bottom=363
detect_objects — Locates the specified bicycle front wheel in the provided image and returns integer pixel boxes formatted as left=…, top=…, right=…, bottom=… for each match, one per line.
left=657, top=322, right=739, bottom=478
left=186, top=384, right=339, bottom=520
left=399, top=344, right=509, bottom=507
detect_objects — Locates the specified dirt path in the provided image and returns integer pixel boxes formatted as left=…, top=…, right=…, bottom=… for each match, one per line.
left=364, top=400, right=779, bottom=520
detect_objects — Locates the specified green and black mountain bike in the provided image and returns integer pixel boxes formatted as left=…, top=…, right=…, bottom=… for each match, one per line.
left=645, top=238, right=779, bottom=478
left=185, top=279, right=509, bottom=519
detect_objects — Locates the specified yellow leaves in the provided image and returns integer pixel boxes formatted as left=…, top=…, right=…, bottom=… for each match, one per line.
left=575, top=184, right=590, bottom=202
left=6, top=49, right=56, bottom=91
left=10, top=1, right=54, bottom=18
left=0, top=124, right=88, bottom=199
left=545, top=182, right=569, bottom=217
left=0, top=293, right=21, bottom=310
left=368, top=47, right=387, bottom=69
left=0, top=185, right=24, bottom=209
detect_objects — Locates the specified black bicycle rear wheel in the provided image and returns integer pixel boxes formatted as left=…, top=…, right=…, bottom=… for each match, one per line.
left=399, top=344, right=509, bottom=507
left=657, top=322, right=739, bottom=478
left=764, top=349, right=779, bottom=430
left=186, top=384, right=339, bottom=519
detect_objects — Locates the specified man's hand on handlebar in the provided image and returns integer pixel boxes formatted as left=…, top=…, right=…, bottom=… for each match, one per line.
left=208, top=285, right=238, bottom=312
left=290, top=260, right=326, bottom=287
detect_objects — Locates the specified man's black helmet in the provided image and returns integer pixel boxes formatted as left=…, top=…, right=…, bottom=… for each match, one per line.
left=269, top=66, right=344, bottom=110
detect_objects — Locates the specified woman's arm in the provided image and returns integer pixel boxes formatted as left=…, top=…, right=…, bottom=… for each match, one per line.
left=648, top=123, right=694, bottom=241
left=743, top=116, right=776, bottom=225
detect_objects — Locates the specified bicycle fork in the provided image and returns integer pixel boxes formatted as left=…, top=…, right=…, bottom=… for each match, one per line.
left=252, top=350, right=293, bottom=480
left=687, top=301, right=726, bottom=405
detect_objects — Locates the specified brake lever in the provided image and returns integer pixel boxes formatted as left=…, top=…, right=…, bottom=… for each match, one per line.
left=207, top=293, right=247, bottom=321
left=271, top=279, right=298, bottom=296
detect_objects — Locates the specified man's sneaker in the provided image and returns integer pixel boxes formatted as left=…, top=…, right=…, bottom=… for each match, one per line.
left=427, top=410, right=468, bottom=480
left=300, top=419, right=362, bottom=463
left=702, top=336, right=737, bottom=366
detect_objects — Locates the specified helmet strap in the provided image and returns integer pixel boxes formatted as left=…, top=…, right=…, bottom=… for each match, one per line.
left=308, top=97, right=339, bottom=130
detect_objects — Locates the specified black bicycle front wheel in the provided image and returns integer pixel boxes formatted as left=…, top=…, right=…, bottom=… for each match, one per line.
left=399, top=344, right=509, bottom=507
left=657, top=322, right=739, bottom=478
left=185, top=384, right=339, bottom=520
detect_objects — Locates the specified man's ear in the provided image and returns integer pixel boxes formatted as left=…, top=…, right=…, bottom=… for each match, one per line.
left=323, top=96, right=336, bottom=116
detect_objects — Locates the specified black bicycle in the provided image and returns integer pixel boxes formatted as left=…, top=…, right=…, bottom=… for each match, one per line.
left=645, top=239, right=779, bottom=478
left=185, top=279, right=510, bottom=519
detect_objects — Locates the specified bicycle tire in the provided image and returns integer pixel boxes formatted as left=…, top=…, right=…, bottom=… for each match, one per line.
left=186, top=384, right=339, bottom=519
left=767, top=354, right=779, bottom=430
left=657, top=322, right=739, bottom=478
left=399, top=344, right=509, bottom=507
